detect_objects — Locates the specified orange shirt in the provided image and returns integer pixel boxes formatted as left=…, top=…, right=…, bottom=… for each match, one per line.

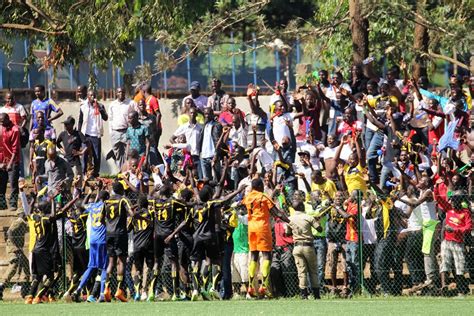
left=243, top=190, right=275, bottom=234
left=345, top=201, right=358, bottom=242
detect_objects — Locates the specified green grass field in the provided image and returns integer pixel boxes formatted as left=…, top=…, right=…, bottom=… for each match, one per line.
left=0, top=297, right=473, bottom=316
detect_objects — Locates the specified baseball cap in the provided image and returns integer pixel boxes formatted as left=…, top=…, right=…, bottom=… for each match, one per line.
left=62, top=116, right=75, bottom=125
left=298, top=150, right=310, bottom=157
left=190, top=81, right=200, bottom=90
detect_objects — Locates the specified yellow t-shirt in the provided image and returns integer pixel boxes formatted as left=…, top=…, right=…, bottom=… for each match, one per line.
left=344, top=164, right=368, bottom=194
left=310, top=179, right=337, bottom=200
left=367, top=95, right=398, bottom=108
left=177, top=113, right=205, bottom=126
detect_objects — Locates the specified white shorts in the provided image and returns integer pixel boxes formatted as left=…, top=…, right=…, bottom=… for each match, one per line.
left=440, top=240, right=466, bottom=275
left=231, top=252, right=249, bottom=283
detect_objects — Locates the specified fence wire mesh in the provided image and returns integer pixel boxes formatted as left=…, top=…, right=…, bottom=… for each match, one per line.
left=0, top=187, right=473, bottom=301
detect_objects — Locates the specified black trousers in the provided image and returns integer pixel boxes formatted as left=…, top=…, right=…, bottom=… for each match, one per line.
left=0, top=164, right=20, bottom=209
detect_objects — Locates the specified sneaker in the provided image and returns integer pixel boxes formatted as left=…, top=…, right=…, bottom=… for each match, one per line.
left=146, top=291, right=155, bottom=302
left=208, top=288, right=221, bottom=300
left=98, top=295, right=106, bottom=303
left=247, top=287, right=256, bottom=298
left=63, top=292, right=72, bottom=303
left=171, top=294, right=180, bottom=301
left=200, top=289, right=211, bottom=301
left=140, top=292, right=147, bottom=301
left=258, top=286, right=272, bottom=298
left=115, top=289, right=128, bottom=302
left=48, top=295, right=56, bottom=303
left=134, top=292, right=140, bottom=302
left=103, top=287, right=112, bottom=302
left=25, top=295, right=33, bottom=304
left=191, top=290, right=199, bottom=301
left=32, top=296, right=42, bottom=304
left=86, top=295, right=97, bottom=303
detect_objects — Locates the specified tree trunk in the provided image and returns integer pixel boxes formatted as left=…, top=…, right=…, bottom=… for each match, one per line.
left=413, top=0, right=429, bottom=78
left=349, top=0, right=369, bottom=71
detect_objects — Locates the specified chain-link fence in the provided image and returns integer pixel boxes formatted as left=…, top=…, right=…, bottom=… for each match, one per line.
left=1, top=186, right=473, bottom=301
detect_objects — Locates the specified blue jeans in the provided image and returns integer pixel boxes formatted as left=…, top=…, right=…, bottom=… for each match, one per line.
left=200, top=156, right=221, bottom=181
left=345, top=241, right=359, bottom=291
left=313, top=238, right=327, bottom=288
left=200, top=157, right=213, bottom=180
left=367, top=131, right=384, bottom=184
left=192, top=155, right=202, bottom=180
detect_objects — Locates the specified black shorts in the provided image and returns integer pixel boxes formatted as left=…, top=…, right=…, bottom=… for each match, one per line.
left=154, top=235, right=178, bottom=261
left=178, top=233, right=193, bottom=267
left=73, top=247, right=89, bottom=275
left=32, top=250, right=53, bottom=276
left=106, top=234, right=128, bottom=257
left=190, top=237, right=219, bottom=262
left=133, top=247, right=154, bottom=272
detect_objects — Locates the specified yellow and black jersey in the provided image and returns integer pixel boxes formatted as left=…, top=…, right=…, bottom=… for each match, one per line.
left=149, top=198, right=186, bottom=237
left=28, top=214, right=56, bottom=252
left=192, top=200, right=223, bottom=241
left=130, top=207, right=154, bottom=250
left=327, top=206, right=346, bottom=243
left=69, top=211, right=88, bottom=249
left=105, top=195, right=131, bottom=235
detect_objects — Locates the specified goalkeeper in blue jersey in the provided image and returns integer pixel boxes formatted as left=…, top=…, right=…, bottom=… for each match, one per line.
left=66, top=182, right=110, bottom=303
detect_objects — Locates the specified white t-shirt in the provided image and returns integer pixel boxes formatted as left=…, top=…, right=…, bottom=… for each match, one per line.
left=182, top=95, right=208, bottom=110
left=295, top=164, right=313, bottom=192
left=296, top=141, right=322, bottom=170
left=325, top=83, right=352, bottom=101
left=322, top=145, right=352, bottom=162
left=272, top=112, right=295, bottom=146
left=173, top=122, right=202, bottom=156
left=362, top=207, right=377, bottom=244
left=229, top=126, right=248, bottom=148
left=200, top=123, right=215, bottom=159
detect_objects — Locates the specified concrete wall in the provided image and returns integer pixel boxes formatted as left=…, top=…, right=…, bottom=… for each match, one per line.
left=49, top=96, right=272, bottom=175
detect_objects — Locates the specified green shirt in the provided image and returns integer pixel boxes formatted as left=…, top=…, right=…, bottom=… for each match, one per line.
left=305, top=202, right=328, bottom=237
left=232, top=215, right=249, bottom=253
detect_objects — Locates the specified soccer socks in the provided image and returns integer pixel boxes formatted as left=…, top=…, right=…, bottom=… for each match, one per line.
left=211, top=265, right=221, bottom=290
left=171, top=271, right=179, bottom=296
left=99, top=270, right=107, bottom=295
left=91, top=275, right=101, bottom=297
left=148, top=269, right=159, bottom=296
left=117, top=275, right=124, bottom=291
left=30, top=278, right=39, bottom=297
left=67, top=273, right=80, bottom=294
left=202, top=265, right=210, bottom=291
left=134, top=275, right=142, bottom=295
left=261, top=260, right=271, bottom=289
left=248, top=260, right=257, bottom=289
left=77, top=267, right=95, bottom=291
left=191, top=265, right=200, bottom=292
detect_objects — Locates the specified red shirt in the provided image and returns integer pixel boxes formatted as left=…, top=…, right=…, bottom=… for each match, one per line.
left=297, top=104, right=321, bottom=141
left=444, top=208, right=472, bottom=243
left=428, top=114, right=444, bottom=144
left=274, top=219, right=293, bottom=248
left=345, top=201, right=358, bottom=242
left=146, top=95, right=160, bottom=114
left=0, top=124, right=20, bottom=164
left=434, top=181, right=451, bottom=212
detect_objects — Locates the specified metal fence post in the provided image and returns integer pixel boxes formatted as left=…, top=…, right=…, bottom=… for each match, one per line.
left=357, top=190, right=365, bottom=295
left=186, top=45, right=191, bottom=90
left=275, top=50, right=280, bottom=83
left=69, top=65, right=74, bottom=90
left=252, top=33, right=257, bottom=85
left=208, top=46, right=212, bottom=80
left=139, top=35, right=144, bottom=65
left=230, top=31, right=236, bottom=92
left=24, top=39, right=31, bottom=89
left=296, top=36, right=301, bottom=64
